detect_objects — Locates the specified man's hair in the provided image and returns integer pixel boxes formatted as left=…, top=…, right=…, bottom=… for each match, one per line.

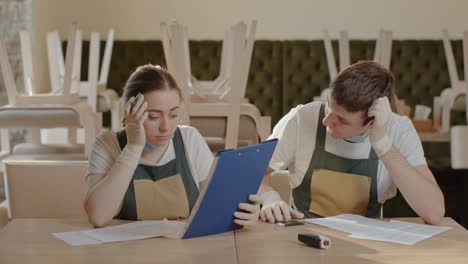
left=330, top=60, right=396, bottom=125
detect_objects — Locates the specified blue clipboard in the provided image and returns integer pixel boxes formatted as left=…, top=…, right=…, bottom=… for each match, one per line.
left=181, top=139, right=278, bottom=239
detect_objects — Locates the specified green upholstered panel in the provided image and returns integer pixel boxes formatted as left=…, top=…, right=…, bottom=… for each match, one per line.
left=282, top=41, right=330, bottom=114
left=189, top=41, right=221, bottom=80
left=247, top=41, right=283, bottom=125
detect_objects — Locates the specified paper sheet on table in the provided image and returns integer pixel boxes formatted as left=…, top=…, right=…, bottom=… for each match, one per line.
left=52, top=231, right=102, bottom=246
left=306, top=214, right=451, bottom=245
left=52, top=220, right=186, bottom=246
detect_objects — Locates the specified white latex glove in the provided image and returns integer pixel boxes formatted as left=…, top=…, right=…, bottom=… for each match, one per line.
left=124, top=93, right=148, bottom=148
left=233, top=195, right=260, bottom=227
left=367, top=96, right=393, bottom=156
left=259, top=191, right=304, bottom=223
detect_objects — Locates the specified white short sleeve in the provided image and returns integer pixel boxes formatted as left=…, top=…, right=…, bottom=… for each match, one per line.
left=87, top=130, right=121, bottom=175
left=393, top=117, right=427, bottom=167
left=180, top=126, right=214, bottom=183
left=268, top=107, right=300, bottom=171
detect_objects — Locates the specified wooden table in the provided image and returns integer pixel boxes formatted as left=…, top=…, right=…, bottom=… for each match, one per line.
left=0, top=218, right=467, bottom=264
left=235, top=218, right=468, bottom=264
left=0, top=219, right=236, bottom=264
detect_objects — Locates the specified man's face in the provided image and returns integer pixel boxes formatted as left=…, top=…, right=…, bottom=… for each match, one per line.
left=322, top=96, right=370, bottom=139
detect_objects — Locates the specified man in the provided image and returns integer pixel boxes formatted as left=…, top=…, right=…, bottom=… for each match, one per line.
left=258, top=61, right=444, bottom=225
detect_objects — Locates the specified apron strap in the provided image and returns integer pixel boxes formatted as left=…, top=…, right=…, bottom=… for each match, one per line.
left=366, top=147, right=381, bottom=217
left=315, top=104, right=327, bottom=151
left=172, top=128, right=199, bottom=212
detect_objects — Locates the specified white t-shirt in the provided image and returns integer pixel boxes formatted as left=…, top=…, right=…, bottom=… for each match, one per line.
left=87, top=125, right=214, bottom=187
left=268, top=102, right=427, bottom=203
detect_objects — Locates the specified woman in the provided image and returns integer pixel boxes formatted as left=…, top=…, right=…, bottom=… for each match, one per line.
left=84, top=64, right=259, bottom=227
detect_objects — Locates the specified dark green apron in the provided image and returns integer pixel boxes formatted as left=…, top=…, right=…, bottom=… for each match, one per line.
left=292, top=104, right=381, bottom=218
left=114, top=127, right=199, bottom=220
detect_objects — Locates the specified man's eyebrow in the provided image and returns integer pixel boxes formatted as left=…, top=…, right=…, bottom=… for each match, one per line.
left=147, top=106, right=180, bottom=112
left=337, top=115, right=351, bottom=124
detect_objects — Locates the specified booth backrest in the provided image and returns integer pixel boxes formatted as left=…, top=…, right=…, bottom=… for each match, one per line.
left=75, top=39, right=466, bottom=127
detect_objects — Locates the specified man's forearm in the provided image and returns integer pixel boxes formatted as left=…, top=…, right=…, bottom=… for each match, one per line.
left=379, top=146, right=445, bottom=225
left=258, top=167, right=276, bottom=194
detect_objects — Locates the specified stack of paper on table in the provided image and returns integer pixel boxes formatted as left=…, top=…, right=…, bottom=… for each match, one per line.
left=306, top=214, right=451, bottom=245
left=53, top=220, right=185, bottom=246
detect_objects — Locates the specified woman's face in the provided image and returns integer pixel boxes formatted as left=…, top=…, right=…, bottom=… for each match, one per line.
left=142, top=89, right=181, bottom=146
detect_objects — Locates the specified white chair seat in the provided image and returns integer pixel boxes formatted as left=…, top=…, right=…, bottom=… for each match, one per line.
left=4, top=153, right=86, bottom=161
left=191, top=102, right=270, bottom=139
left=13, top=143, right=84, bottom=156
left=0, top=107, right=81, bottom=127
left=192, top=115, right=259, bottom=152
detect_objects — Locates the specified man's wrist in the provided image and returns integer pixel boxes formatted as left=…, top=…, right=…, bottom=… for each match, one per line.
left=372, top=134, right=392, bottom=157
left=259, top=190, right=282, bottom=204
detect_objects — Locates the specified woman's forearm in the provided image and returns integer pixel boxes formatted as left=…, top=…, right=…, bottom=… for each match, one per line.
left=84, top=145, right=143, bottom=227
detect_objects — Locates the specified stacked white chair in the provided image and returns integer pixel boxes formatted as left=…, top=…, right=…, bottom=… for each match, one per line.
left=47, top=28, right=120, bottom=131
left=318, top=29, right=409, bottom=116
left=318, top=29, right=394, bottom=102
left=434, top=30, right=468, bottom=133
left=450, top=31, right=468, bottom=169
left=0, top=23, right=100, bottom=159
left=161, top=20, right=270, bottom=150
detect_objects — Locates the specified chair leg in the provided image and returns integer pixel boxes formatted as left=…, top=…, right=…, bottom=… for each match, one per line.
left=29, top=128, right=41, bottom=144
left=67, top=128, right=78, bottom=144
left=433, top=97, right=441, bottom=129
left=111, top=100, right=121, bottom=132
left=224, top=107, right=241, bottom=149
left=257, top=116, right=271, bottom=142
left=0, top=199, right=9, bottom=229
left=0, top=129, right=10, bottom=156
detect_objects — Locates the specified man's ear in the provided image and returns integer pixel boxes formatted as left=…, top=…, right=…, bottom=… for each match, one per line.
left=363, top=114, right=375, bottom=128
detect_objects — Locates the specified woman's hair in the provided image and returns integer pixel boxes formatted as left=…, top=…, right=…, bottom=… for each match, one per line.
left=122, top=64, right=182, bottom=103
left=121, top=64, right=182, bottom=125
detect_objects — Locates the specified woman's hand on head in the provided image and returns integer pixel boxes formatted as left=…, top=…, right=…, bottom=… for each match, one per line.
left=125, top=93, right=148, bottom=148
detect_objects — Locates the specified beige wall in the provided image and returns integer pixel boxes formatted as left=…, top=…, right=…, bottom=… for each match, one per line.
left=32, top=0, right=468, bottom=91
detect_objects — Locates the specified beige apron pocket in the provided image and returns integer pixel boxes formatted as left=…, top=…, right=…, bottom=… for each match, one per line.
left=134, top=174, right=190, bottom=220
left=310, top=169, right=371, bottom=217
